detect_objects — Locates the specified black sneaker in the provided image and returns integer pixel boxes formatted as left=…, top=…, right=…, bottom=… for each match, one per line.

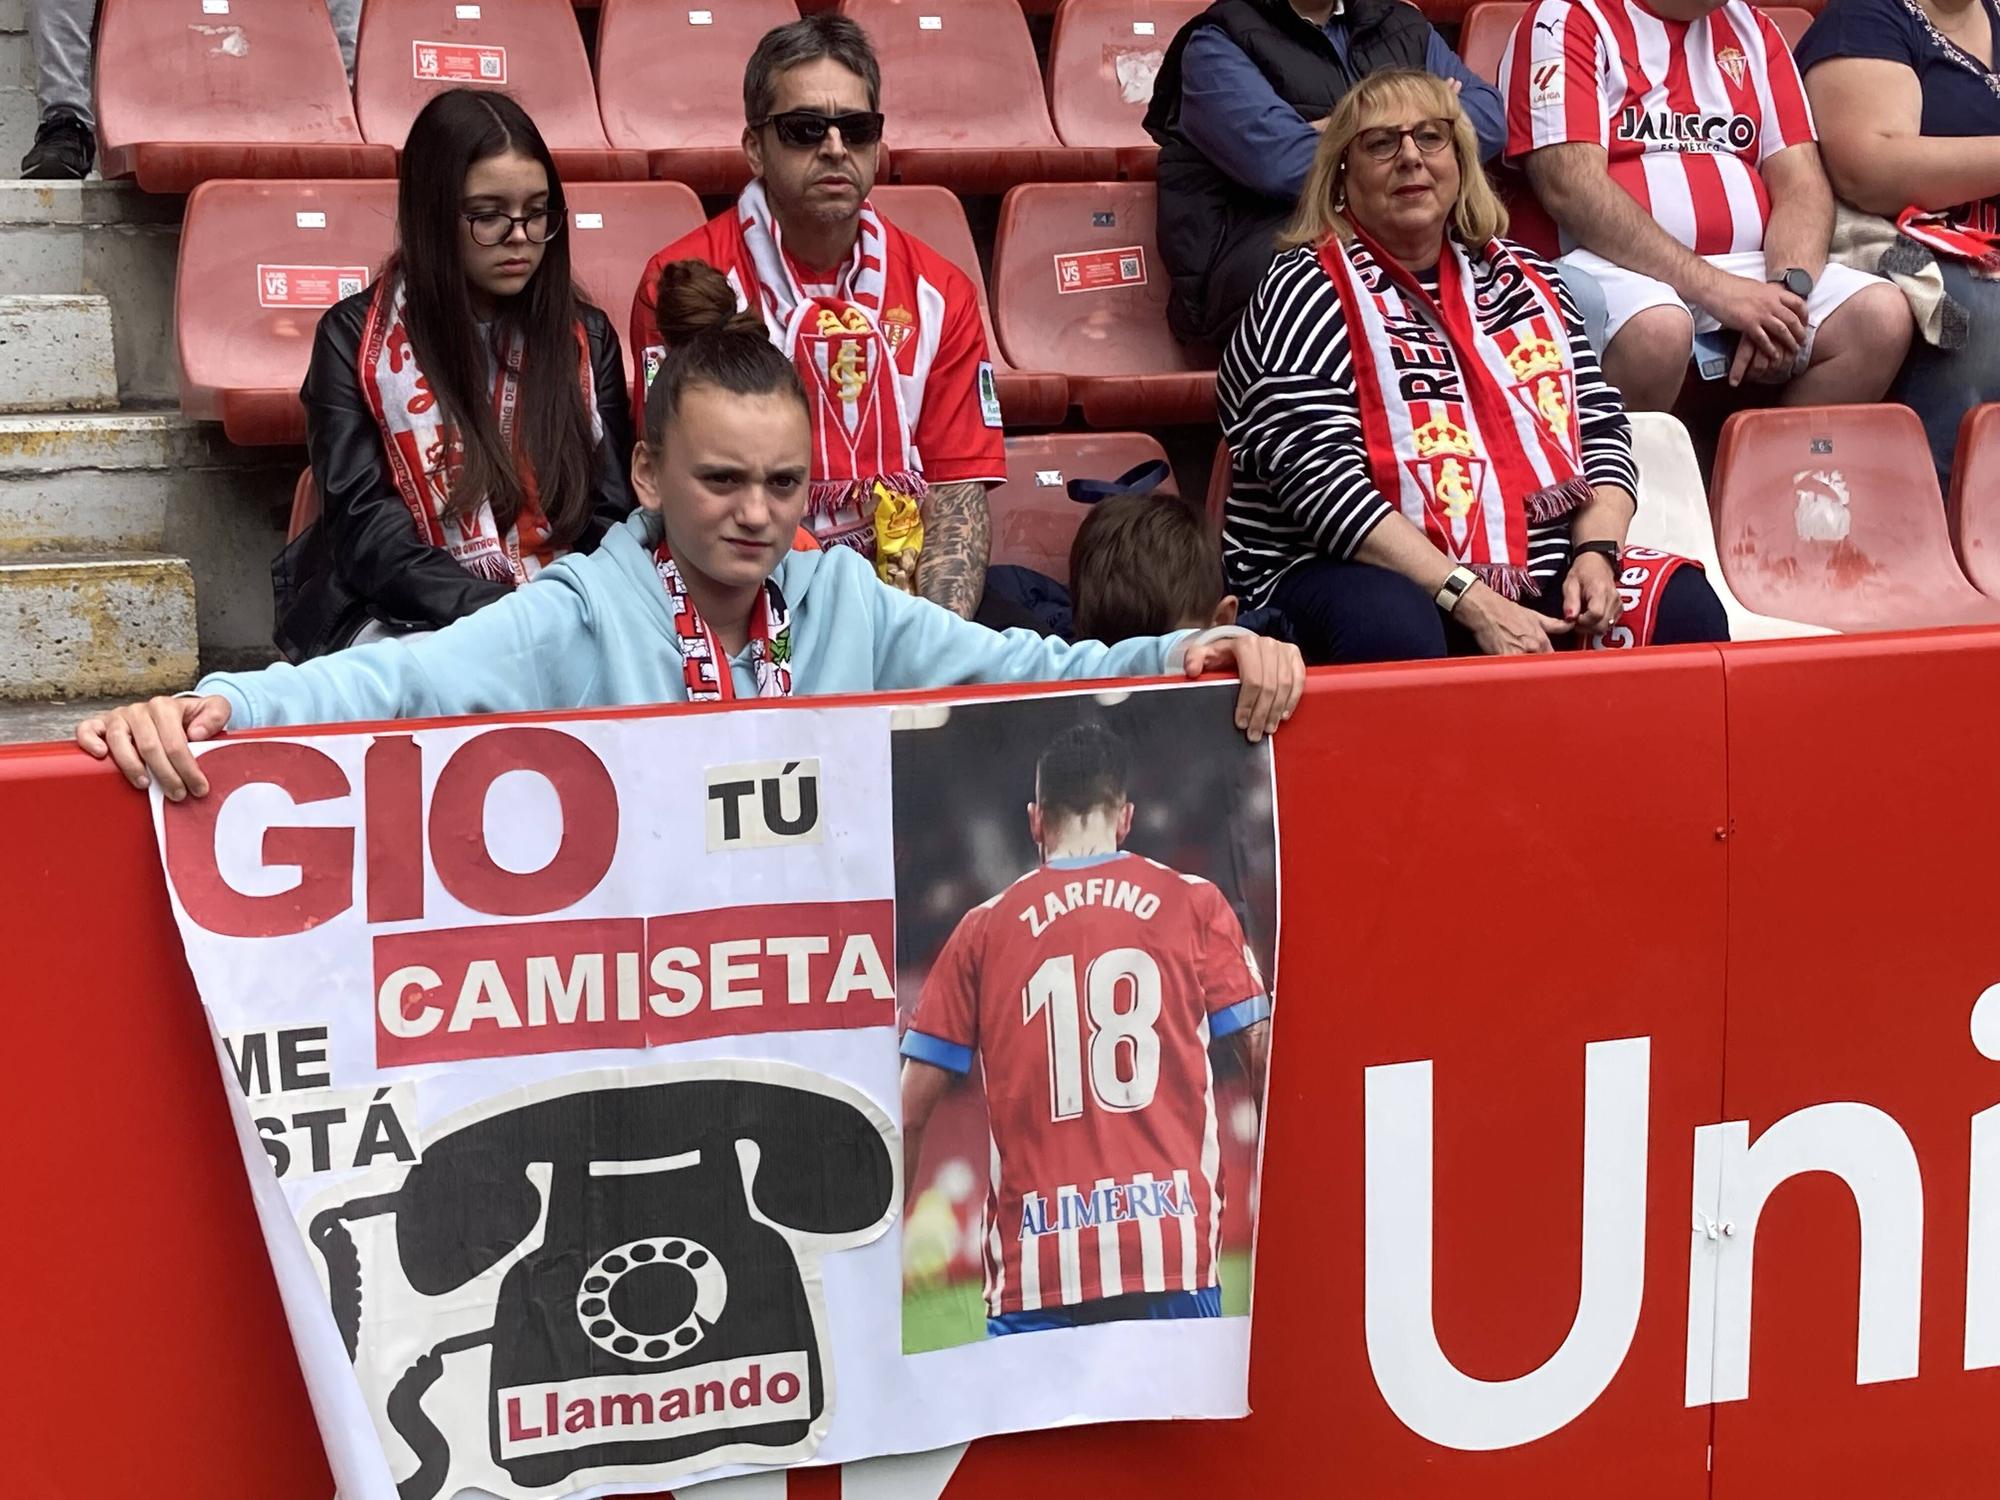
left=20, top=110, right=94, bottom=180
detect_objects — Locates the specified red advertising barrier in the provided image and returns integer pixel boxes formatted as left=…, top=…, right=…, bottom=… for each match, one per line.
left=2, top=631, right=1995, bottom=1498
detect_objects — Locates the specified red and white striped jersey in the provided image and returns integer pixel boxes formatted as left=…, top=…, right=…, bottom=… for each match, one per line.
left=902, top=851, right=1270, bottom=1318
left=1501, top=0, right=1816, bottom=255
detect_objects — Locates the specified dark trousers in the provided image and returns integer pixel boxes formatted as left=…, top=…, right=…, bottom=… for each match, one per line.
left=1270, top=557, right=1730, bottom=665
left=1175, top=209, right=1293, bottom=346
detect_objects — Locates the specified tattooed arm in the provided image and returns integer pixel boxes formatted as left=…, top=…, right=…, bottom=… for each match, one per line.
left=916, top=480, right=992, bottom=619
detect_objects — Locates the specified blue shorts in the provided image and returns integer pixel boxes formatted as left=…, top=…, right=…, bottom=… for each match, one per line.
left=987, top=1285, right=1222, bottom=1337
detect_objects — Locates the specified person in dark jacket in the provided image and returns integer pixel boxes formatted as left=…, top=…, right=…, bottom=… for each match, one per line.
left=1145, top=0, right=1504, bottom=347
left=276, top=89, right=634, bottom=661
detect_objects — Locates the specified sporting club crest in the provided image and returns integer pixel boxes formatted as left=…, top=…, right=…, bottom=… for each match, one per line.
left=1404, top=410, right=1487, bottom=546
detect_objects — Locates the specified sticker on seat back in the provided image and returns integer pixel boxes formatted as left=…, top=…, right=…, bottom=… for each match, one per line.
left=257, top=265, right=370, bottom=310
left=1054, top=247, right=1147, bottom=295
left=412, top=40, right=506, bottom=84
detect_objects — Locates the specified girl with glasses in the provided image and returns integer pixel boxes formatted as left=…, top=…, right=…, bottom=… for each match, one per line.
left=1216, top=70, right=1728, bottom=663
left=274, top=89, right=635, bottom=662
left=77, top=268, right=1304, bottom=796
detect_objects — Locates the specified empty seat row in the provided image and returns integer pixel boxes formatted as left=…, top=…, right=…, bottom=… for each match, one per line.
left=176, top=177, right=1210, bottom=446
left=1713, top=405, right=2000, bottom=633
left=99, top=0, right=1199, bottom=195
left=582, top=0, right=1828, bottom=27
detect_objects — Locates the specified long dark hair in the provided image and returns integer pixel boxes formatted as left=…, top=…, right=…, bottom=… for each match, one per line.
left=644, top=259, right=805, bottom=445
left=391, top=89, right=596, bottom=547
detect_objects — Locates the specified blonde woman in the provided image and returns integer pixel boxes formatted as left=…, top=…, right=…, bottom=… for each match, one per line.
left=1216, top=69, right=1727, bottom=662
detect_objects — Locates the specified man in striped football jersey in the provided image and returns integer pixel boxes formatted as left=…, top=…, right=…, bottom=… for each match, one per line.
left=900, top=721, right=1272, bottom=1337
left=1501, top=0, right=1912, bottom=411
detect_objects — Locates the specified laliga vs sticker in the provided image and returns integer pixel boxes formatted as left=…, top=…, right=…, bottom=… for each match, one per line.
left=979, top=363, right=1003, bottom=427
left=1529, top=58, right=1564, bottom=109
left=303, top=1060, right=896, bottom=1499
left=256, top=264, right=370, bottom=309
left=1054, top=247, right=1146, bottom=295
left=643, top=344, right=666, bottom=392
left=413, top=39, right=506, bottom=83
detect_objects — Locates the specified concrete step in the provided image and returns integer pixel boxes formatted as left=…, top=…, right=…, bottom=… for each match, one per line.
left=0, top=411, right=263, bottom=553
left=0, top=695, right=122, bottom=746
left=0, top=0, right=26, bottom=35
left=0, top=292, right=116, bottom=410
left=0, top=182, right=180, bottom=404
left=0, top=85, right=34, bottom=172
left=0, top=551, right=198, bottom=700
left=0, top=292, right=115, bottom=411
left=0, top=410, right=297, bottom=667
left=0, top=29, right=32, bottom=93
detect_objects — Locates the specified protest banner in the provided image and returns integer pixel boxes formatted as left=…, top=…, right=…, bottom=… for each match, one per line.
left=149, top=682, right=1278, bottom=1499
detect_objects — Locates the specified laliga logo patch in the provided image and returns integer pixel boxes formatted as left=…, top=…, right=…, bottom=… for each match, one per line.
left=1529, top=58, right=1564, bottom=109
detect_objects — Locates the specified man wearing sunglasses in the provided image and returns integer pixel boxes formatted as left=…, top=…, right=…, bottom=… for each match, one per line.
left=630, top=16, right=1007, bottom=623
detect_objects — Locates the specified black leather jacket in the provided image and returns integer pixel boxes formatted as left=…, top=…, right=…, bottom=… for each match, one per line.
left=274, top=290, right=635, bottom=662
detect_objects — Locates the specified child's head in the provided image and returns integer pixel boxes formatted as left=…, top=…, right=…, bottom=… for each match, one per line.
left=632, top=261, right=811, bottom=598
left=1068, top=493, right=1238, bottom=644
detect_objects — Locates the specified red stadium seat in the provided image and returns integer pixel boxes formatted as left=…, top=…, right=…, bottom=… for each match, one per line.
left=597, top=0, right=798, bottom=192
left=989, top=432, right=1174, bottom=581
left=95, top=0, right=393, bottom=192
left=355, top=0, right=644, bottom=179
left=1458, top=1, right=1525, bottom=87
left=176, top=180, right=398, bottom=447
left=1423, top=0, right=1485, bottom=31
left=1047, top=0, right=1207, bottom=179
left=1948, top=404, right=2000, bottom=598
left=870, top=184, right=1071, bottom=426
left=1711, top=405, right=2000, bottom=631
left=839, top=0, right=1115, bottom=191
left=992, top=181, right=1215, bottom=427
left=1762, top=5, right=1815, bottom=46
left=563, top=181, right=706, bottom=391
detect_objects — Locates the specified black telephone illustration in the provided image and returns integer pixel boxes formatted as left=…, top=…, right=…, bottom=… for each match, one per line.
left=307, top=1064, right=897, bottom=1500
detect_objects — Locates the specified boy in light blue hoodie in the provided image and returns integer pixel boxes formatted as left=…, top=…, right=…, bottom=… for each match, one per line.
left=79, top=267, right=1303, bottom=801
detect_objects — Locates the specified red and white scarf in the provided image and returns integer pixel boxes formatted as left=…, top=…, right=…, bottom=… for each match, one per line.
left=1581, top=546, right=1698, bottom=650
left=357, top=276, right=597, bottom=585
left=1322, top=230, right=1591, bottom=599
left=729, top=180, right=926, bottom=553
left=1897, top=203, right=2000, bottom=280
left=654, top=542, right=793, bottom=702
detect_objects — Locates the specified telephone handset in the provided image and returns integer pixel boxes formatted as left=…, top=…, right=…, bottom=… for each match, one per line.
left=309, top=1068, right=897, bottom=1499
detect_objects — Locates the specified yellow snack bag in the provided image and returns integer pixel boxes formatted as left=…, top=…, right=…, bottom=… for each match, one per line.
left=872, top=481, right=924, bottom=593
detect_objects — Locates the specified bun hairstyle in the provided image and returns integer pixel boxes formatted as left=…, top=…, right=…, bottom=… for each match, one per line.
left=644, top=259, right=805, bottom=445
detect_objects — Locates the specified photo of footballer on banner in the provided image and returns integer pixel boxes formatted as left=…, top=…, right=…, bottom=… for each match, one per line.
left=891, top=684, right=1278, bottom=1354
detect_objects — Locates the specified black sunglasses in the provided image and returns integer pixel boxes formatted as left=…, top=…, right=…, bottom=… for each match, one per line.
left=754, top=109, right=886, bottom=149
